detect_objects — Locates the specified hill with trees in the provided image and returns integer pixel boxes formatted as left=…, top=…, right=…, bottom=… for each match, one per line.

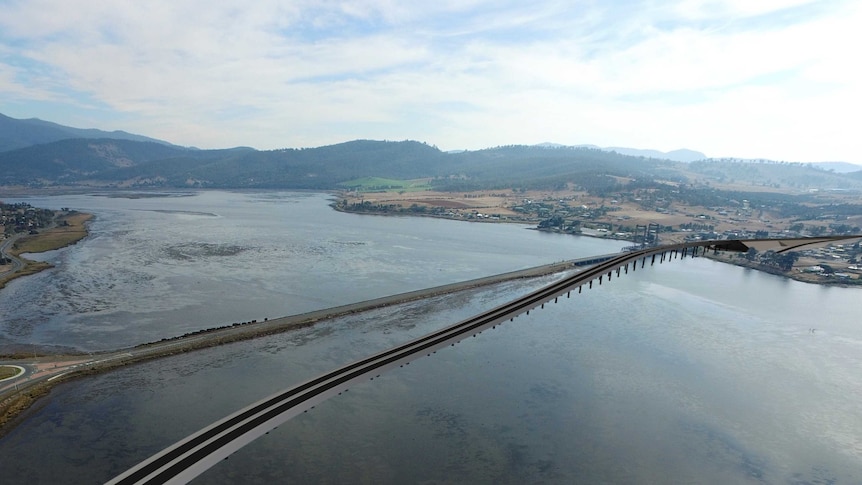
left=1, top=112, right=861, bottom=198
left=0, top=112, right=177, bottom=152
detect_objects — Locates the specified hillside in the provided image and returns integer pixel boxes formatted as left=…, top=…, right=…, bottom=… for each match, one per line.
left=0, top=112, right=176, bottom=152
left=1, top=136, right=861, bottom=194
left=0, top=112, right=860, bottom=195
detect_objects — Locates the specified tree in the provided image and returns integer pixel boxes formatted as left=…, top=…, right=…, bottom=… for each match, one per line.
left=775, top=252, right=799, bottom=271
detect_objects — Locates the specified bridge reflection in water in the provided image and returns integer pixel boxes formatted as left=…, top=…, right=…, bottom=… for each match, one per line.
left=108, top=236, right=861, bottom=485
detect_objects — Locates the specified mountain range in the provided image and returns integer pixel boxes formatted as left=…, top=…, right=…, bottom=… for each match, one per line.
left=0, top=113, right=178, bottom=153
left=0, top=112, right=859, bottom=191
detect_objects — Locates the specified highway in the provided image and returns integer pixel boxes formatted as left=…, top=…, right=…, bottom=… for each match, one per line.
left=107, top=235, right=862, bottom=485
left=0, top=233, right=24, bottom=279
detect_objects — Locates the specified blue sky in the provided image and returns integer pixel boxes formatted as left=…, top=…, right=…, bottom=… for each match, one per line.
left=1, top=0, right=860, bottom=163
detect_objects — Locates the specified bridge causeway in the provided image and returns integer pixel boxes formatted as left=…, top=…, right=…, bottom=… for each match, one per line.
left=107, top=236, right=861, bottom=485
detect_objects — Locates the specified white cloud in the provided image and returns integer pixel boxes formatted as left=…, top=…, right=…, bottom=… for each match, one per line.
left=0, top=0, right=860, bottom=163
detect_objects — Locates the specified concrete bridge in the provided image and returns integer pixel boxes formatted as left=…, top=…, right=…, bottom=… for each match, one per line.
left=108, top=236, right=861, bottom=485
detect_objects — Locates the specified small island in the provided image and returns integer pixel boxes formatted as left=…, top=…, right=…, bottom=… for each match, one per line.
left=0, top=202, right=92, bottom=290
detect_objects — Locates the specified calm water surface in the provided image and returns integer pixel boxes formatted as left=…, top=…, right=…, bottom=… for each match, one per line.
left=0, top=191, right=859, bottom=484
left=0, top=190, right=620, bottom=351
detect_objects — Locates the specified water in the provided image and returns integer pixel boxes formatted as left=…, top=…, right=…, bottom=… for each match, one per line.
left=0, top=191, right=860, bottom=484
left=0, top=191, right=621, bottom=352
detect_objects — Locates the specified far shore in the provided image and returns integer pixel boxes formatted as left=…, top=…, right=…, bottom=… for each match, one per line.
left=335, top=197, right=862, bottom=287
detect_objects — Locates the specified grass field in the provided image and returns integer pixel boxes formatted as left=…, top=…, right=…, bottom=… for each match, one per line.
left=0, top=366, right=21, bottom=380
left=9, top=212, right=92, bottom=256
left=338, top=177, right=432, bottom=192
left=1, top=212, right=92, bottom=290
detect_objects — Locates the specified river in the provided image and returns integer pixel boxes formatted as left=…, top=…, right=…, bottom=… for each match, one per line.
left=0, top=190, right=860, bottom=484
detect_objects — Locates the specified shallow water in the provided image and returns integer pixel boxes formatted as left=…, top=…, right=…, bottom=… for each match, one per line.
left=0, top=191, right=622, bottom=351
left=0, top=191, right=860, bottom=484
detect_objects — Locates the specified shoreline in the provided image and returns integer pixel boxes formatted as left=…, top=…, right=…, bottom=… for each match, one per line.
left=335, top=203, right=862, bottom=287
left=704, top=252, right=862, bottom=287
left=0, top=211, right=93, bottom=290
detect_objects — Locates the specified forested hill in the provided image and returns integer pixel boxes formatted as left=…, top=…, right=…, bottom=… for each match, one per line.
left=0, top=112, right=176, bottom=152
left=1, top=135, right=860, bottom=192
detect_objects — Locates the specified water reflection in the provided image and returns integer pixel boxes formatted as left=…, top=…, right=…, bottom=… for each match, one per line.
left=0, top=192, right=859, bottom=483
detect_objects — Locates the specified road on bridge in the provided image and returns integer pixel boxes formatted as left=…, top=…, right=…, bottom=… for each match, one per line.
left=109, top=236, right=862, bottom=485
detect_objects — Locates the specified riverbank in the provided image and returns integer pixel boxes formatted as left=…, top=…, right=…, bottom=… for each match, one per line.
left=705, top=251, right=862, bottom=287
left=335, top=191, right=862, bottom=286
left=0, top=212, right=92, bottom=290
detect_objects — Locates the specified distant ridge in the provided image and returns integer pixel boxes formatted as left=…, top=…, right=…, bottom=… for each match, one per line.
left=534, top=143, right=706, bottom=163
left=1, top=112, right=860, bottom=191
left=810, top=161, right=862, bottom=174
left=604, top=147, right=706, bottom=163
left=0, top=112, right=178, bottom=152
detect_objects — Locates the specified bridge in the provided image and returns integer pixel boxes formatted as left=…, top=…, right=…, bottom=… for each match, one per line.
left=108, top=236, right=861, bottom=485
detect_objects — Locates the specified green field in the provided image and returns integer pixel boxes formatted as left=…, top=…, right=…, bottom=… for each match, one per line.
left=0, top=366, right=21, bottom=380
left=338, top=177, right=432, bottom=192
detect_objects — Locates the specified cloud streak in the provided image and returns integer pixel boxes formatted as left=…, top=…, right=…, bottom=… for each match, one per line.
left=0, top=0, right=859, bottom=163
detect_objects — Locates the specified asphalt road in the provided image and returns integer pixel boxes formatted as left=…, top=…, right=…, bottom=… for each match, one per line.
left=0, top=234, right=24, bottom=279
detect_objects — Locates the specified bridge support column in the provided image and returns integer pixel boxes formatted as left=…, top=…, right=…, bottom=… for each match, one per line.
left=616, top=267, right=621, bottom=277
left=589, top=280, right=593, bottom=288
left=651, top=254, right=655, bottom=265
left=599, top=275, right=603, bottom=285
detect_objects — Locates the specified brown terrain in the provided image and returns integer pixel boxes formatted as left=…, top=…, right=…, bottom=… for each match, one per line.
left=340, top=187, right=862, bottom=284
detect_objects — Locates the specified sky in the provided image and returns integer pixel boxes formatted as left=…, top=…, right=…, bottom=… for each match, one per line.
left=1, top=0, right=860, bottom=163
